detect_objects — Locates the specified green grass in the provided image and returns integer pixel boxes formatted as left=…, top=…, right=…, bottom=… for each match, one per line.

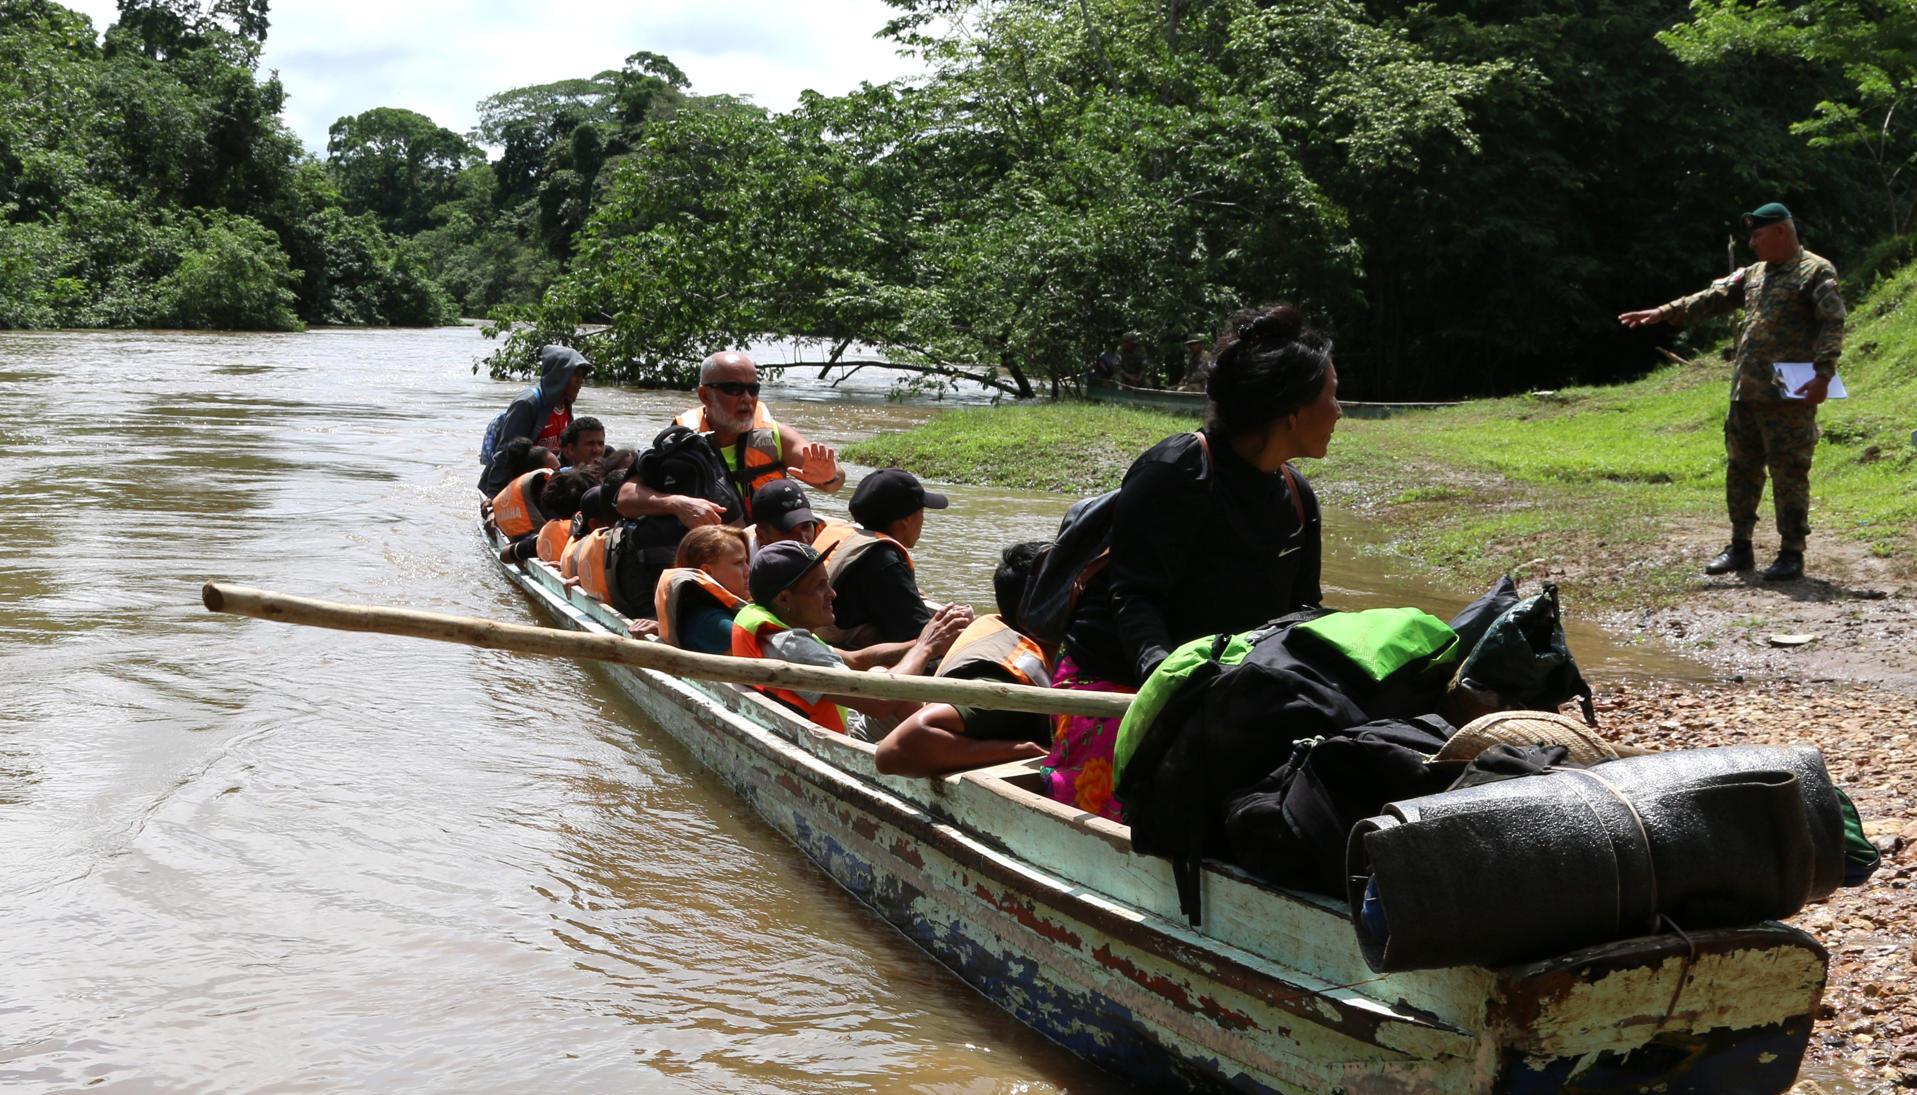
left=844, top=402, right=1195, bottom=493
left=848, top=266, right=1917, bottom=606
left=1315, top=264, right=1917, bottom=594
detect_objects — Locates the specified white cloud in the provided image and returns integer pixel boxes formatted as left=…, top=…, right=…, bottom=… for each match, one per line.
left=60, top=0, right=922, bottom=152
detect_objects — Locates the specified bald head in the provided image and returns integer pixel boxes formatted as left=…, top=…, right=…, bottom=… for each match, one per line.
left=697, top=351, right=763, bottom=436
left=699, top=351, right=759, bottom=384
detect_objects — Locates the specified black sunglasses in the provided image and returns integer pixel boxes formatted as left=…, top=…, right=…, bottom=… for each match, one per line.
left=707, top=381, right=760, bottom=397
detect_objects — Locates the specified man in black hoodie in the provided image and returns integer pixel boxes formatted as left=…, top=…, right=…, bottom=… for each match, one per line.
left=479, top=345, right=591, bottom=495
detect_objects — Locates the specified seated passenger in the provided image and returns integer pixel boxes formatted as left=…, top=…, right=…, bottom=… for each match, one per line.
left=558, top=416, right=607, bottom=471
left=813, top=468, right=966, bottom=645
left=500, top=466, right=597, bottom=565
left=654, top=526, right=750, bottom=654
left=731, top=542, right=967, bottom=740
left=750, top=479, right=825, bottom=551
left=485, top=437, right=561, bottom=540
left=559, top=489, right=662, bottom=639
left=874, top=542, right=1054, bottom=777
left=1050, top=303, right=1336, bottom=821
left=478, top=345, right=589, bottom=495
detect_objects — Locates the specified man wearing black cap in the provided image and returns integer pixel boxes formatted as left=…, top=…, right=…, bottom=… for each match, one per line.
left=730, top=542, right=968, bottom=739
left=1619, top=202, right=1846, bottom=582
left=749, top=479, right=825, bottom=551
left=813, top=468, right=973, bottom=645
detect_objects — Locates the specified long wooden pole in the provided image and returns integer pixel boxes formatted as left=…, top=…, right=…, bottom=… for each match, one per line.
left=201, top=582, right=1134, bottom=719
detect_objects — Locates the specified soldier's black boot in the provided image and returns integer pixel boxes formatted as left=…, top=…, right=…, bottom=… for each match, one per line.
left=1704, top=541, right=1755, bottom=575
left=1762, top=550, right=1805, bottom=582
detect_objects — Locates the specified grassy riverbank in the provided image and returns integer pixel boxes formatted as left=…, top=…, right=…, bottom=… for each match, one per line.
left=847, top=267, right=1917, bottom=609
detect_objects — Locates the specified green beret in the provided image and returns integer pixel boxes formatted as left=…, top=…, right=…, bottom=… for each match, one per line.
left=1742, top=202, right=1792, bottom=229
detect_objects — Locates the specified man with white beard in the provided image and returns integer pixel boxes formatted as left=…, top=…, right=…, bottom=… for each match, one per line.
left=623, top=351, right=847, bottom=529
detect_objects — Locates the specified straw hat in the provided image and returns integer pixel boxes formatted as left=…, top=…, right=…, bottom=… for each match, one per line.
left=1436, top=710, right=1624, bottom=767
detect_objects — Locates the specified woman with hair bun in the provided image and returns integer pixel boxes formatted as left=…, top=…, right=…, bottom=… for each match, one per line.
left=1042, top=303, right=1343, bottom=820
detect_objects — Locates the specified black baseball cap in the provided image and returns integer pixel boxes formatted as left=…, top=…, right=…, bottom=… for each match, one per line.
left=849, top=468, right=948, bottom=530
left=578, top=484, right=617, bottom=522
left=750, top=479, right=819, bottom=531
left=749, top=540, right=835, bottom=605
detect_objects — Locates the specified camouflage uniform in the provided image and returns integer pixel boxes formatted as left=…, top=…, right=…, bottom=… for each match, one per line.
left=1658, top=248, right=1846, bottom=552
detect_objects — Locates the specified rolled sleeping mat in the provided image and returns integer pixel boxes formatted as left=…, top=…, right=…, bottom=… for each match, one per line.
left=1596, top=743, right=1846, bottom=902
left=1346, top=744, right=1841, bottom=972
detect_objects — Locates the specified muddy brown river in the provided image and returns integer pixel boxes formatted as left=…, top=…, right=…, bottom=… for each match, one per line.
left=0, top=326, right=1719, bottom=1092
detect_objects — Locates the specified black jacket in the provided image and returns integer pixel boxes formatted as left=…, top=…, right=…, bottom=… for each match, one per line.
left=1064, top=429, right=1321, bottom=685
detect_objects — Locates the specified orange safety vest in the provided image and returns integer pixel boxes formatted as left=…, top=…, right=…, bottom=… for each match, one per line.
left=535, top=518, right=571, bottom=565
left=934, top=614, right=1052, bottom=687
left=674, top=405, right=784, bottom=520
left=491, top=470, right=549, bottom=539
left=730, top=603, right=849, bottom=733
left=811, top=523, right=913, bottom=583
left=653, top=567, right=747, bottom=647
left=563, top=526, right=617, bottom=605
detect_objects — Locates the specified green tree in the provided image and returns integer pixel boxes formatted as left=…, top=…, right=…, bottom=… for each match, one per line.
left=286, top=206, right=456, bottom=326
left=1661, top=0, right=1917, bottom=237
left=327, top=106, right=482, bottom=235
left=160, top=208, right=299, bottom=329
left=108, top=0, right=268, bottom=60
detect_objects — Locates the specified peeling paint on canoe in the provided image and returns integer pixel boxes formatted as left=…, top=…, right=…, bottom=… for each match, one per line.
left=491, top=537, right=1829, bottom=1095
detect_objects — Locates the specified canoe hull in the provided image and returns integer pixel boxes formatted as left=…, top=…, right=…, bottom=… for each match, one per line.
left=490, top=532, right=1824, bottom=1094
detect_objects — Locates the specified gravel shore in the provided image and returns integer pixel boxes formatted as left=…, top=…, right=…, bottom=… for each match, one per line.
left=1594, top=679, right=1917, bottom=1092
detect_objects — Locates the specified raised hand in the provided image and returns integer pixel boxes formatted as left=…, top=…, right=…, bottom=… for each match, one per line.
left=1617, top=308, right=1664, bottom=329
left=791, top=442, right=841, bottom=487
left=918, top=602, right=974, bottom=660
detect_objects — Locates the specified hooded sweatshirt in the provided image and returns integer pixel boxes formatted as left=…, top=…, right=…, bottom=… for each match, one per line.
left=479, top=345, right=588, bottom=494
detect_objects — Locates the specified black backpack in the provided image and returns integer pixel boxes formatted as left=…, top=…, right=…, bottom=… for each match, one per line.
left=1016, top=490, right=1119, bottom=651
left=637, top=424, right=742, bottom=522
left=605, top=425, right=744, bottom=619
left=1221, top=715, right=1455, bottom=897
left=1017, top=432, right=1221, bottom=650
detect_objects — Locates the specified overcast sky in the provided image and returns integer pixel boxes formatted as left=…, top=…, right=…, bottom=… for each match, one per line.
left=62, top=1, right=923, bottom=153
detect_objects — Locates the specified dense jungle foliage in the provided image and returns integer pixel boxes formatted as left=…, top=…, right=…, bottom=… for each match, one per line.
left=4, top=0, right=1914, bottom=396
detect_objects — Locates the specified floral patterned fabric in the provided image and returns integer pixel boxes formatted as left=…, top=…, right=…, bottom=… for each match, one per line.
left=1040, top=655, right=1135, bottom=822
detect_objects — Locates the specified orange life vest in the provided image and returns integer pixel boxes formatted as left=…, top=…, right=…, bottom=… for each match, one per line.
left=491, top=470, right=549, bottom=539
left=563, top=526, right=617, bottom=605
left=811, top=523, right=913, bottom=583
left=934, top=614, right=1052, bottom=688
left=535, top=518, right=571, bottom=565
left=730, top=603, right=849, bottom=733
left=674, top=405, right=784, bottom=520
left=654, top=567, right=747, bottom=647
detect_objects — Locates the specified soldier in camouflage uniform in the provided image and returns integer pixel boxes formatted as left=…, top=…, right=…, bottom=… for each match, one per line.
left=1619, top=202, right=1846, bottom=582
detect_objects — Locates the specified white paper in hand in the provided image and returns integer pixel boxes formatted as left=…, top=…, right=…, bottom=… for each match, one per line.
left=1773, top=362, right=1848, bottom=400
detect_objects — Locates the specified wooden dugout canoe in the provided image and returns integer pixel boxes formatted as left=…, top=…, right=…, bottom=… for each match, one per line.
left=487, top=527, right=1826, bottom=1093
left=1084, top=376, right=1462, bottom=420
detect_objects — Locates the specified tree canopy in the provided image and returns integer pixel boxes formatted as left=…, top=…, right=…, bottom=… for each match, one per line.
left=487, top=0, right=1886, bottom=397
left=0, top=0, right=456, bottom=329
left=0, top=0, right=1904, bottom=379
